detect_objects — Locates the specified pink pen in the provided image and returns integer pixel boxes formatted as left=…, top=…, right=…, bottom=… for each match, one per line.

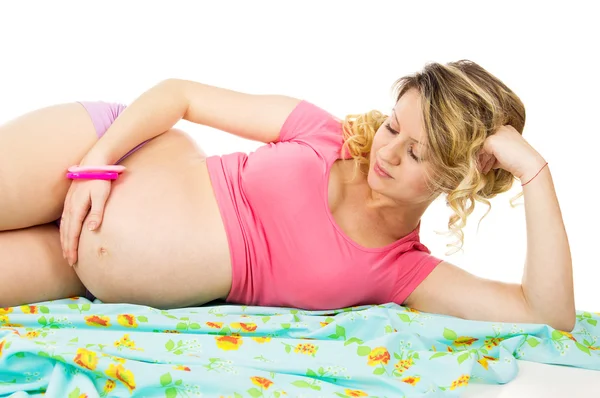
left=66, top=171, right=119, bottom=180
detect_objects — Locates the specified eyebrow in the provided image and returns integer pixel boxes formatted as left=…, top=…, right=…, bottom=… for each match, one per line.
left=392, top=110, right=425, bottom=146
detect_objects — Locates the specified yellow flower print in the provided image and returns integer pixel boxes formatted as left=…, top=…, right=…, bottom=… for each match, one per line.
left=320, top=321, right=331, bottom=328
left=0, top=340, right=5, bottom=357
left=394, top=358, right=414, bottom=373
left=73, top=348, right=99, bottom=371
left=231, top=322, right=257, bottom=332
left=84, top=315, right=111, bottom=327
left=174, top=365, right=191, bottom=371
left=402, top=376, right=421, bottom=386
left=454, top=336, right=478, bottom=346
left=250, top=376, right=274, bottom=390
left=0, top=315, right=9, bottom=325
left=105, top=363, right=136, bottom=393
left=294, top=343, right=317, bottom=356
left=483, top=337, right=503, bottom=349
left=24, top=331, right=41, bottom=339
left=406, top=308, right=420, bottom=314
left=163, top=330, right=180, bottom=334
left=477, top=355, right=498, bottom=370
left=206, top=322, right=223, bottom=329
left=251, top=336, right=271, bottom=344
left=117, top=314, right=138, bottom=328
left=0, top=308, right=13, bottom=315
left=103, top=379, right=116, bottom=394
left=215, top=335, right=243, bottom=351
left=450, top=374, right=470, bottom=390
left=345, top=389, right=368, bottom=397
left=20, top=305, right=38, bottom=314
left=367, top=347, right=390, bottom=366
left=114, top=334, right=142, bottom=351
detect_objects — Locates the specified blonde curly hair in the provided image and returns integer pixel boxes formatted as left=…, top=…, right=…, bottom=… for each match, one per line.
left=341, top=59, right=526, bottom=254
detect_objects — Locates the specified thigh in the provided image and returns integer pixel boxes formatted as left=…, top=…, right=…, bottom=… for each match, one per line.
left=0, top=103, right=98, bottom=230
left=0, top=224, right=86, bottom=307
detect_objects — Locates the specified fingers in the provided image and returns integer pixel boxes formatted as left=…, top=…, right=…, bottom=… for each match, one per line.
left=87, top=185, right=110, bottom=231
left=60, top=180, right=112, bottom=266
left=65, top=194, right=91, bottom=266
left=483, top=155, right=497, bottom=174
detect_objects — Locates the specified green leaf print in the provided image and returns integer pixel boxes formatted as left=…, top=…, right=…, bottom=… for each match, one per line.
left=526, top=338, right=540, bottom=347
left=398, top=314, right=411, bottom=323
left=160, top=372, right=172, bottom=386
left=443, top=328, right=458, bottom=341
left=37, top=316, right=47, bottom=326
left=306, top=368, right=318, bottom=377
left=336, top=325, right=346, bottom=339
left=262, top=316, right=271, bottom=323
left=588, top=319, right=598, bottom=326
left=458, top=352, right=470, bottom=364
left=39, top=306, right=49, bottom=314
left=575, top=342, right=591, bottom=355
left=281, top=323, right=291, bottom=329
left=429, top=352, right=448, bottom=359
left=176, top=322, right=187, bottom=331
left=81, top=304, right=91, bottom=311
left=165, top=387, right=178, bottom=398
left=248, top=387, right=262, bottom=397
left=68, top=387, right=81, bottom=398
left=165, top=340, right=175, bottom=351
left=234, top=394, right=243, bottom=398
left=357, top=346, right=371, bottom=356
left=292, top=380, right=310, bottom=388
left=551, top=330, right=563, bottom=340
left=373, top=367, right=385, bottom=375
left=137, top=316, right=149, bottom=323
left=190, top=323, right=201, bottom=330
left=344, top=337, right=363, bottom=346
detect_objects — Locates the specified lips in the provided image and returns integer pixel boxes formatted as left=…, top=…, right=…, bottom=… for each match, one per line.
left=374, top=160, right=393, bottom=178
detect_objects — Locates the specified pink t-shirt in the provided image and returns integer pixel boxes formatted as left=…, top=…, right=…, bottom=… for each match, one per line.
left=205, top=100, right=442, bottom=310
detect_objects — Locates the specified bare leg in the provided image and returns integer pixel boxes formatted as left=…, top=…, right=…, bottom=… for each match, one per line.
left=0, top=103, right=98, bottom=230
left=0, top=224, right=86, bottom=307
left=0, top=102, right=102, bottom=305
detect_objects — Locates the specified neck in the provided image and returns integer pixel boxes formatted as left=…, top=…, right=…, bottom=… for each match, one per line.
left=363, top=189, right=429, bottom=239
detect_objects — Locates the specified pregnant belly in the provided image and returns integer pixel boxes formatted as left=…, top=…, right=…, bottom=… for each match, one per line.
left=74, top=129, right=233, bottom=309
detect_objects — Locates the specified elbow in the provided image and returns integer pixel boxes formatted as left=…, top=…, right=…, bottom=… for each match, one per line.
left=550, top=312, right=576, bottom=332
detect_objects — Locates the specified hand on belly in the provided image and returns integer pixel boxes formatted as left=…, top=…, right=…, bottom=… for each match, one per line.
left=72, top=130, right=233, bottom=309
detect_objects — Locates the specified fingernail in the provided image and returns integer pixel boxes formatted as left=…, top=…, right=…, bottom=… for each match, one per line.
left=88, top=222, right=97, bottom=231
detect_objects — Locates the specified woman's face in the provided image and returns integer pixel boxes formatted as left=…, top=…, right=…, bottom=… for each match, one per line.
left=368, top=89, right=435, bottom=204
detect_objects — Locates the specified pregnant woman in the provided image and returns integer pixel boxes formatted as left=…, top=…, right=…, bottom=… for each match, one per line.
left=0, top=59, right=575, bottom=331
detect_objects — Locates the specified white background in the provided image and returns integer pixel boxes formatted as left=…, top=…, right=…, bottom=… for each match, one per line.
left=0, top=1, right=598, bottom=312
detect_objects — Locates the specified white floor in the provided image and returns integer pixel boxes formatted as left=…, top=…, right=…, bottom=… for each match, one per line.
left=463, top=360, right=600, bottom=397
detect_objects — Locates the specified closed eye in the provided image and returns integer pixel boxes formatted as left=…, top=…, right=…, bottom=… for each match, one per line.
left=385, top=123, right=421, bottom=162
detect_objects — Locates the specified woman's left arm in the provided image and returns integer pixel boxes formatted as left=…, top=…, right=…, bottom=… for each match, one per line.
left=404, top=126, right=576, bottom=332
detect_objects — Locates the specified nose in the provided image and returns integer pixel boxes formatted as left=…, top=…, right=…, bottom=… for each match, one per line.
left=378, top=139, right=402, bottom=166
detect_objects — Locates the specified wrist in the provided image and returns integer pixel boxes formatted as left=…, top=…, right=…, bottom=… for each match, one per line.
left=79, top=148, right=114, bottom=166
left=517, top=154, right=547, bottom=182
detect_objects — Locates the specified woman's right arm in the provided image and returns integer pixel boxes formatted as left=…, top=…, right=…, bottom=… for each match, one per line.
left=81, top=78, right=302, bottom=165
left=62, top=79, right=301, bottom=265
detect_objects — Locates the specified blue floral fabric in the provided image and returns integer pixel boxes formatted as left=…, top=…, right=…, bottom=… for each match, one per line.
left=1, top=298, right=598, bottom=397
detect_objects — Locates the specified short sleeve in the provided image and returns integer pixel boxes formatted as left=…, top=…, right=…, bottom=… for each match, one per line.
left=278, top=100, right=347, bottom=160
left=390, top=247, right=444, bottom=305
